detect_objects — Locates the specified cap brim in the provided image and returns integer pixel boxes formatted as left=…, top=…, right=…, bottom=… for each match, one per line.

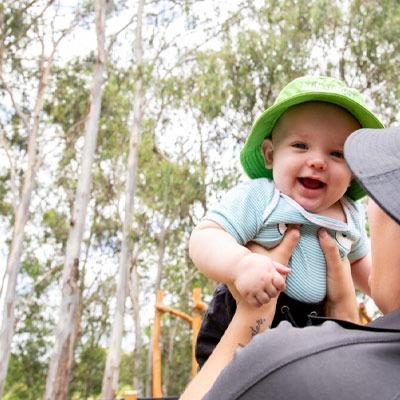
left=344, top=127, right=400, bottom=224
left=240, top=92, right=384, bottom=200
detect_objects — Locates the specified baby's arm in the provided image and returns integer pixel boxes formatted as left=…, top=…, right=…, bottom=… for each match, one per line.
left=351, top=253, right=371, bottom=296
left=189, top=219, right=290, bottom=307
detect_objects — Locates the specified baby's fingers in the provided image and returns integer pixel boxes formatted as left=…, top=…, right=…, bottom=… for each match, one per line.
left=273, top=262, right=291, bottom=277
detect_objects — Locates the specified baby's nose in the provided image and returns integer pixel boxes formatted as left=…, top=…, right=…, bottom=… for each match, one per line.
left=307, top=157, right=327, bottom=171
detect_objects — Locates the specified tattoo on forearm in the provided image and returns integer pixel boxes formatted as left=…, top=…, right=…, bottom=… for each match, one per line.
left=250, top=318, right=266, bottom=337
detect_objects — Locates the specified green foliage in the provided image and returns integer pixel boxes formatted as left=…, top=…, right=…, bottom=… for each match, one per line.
left=97, top=66, right=134, bottom=160
left=4, top=348, right=47, bottom=400
left=217, top=0, right=342, bottom=129
left=44, top=59, right=92, bottom=160
left=0, top=0, right=37, bottom=74
left=117, top=349, right=149, bottom=395
left=20, top=256, right=43, bottom=282
left=186, top=52, right=228, bottom=121
left=42, top=209, right=69, bottom=249
left=345, top=0, right=400, bottom=125
left=138, top=131, right=206, bottom=217
left=69, top=345, right=106, bottom=399
left=4, top=0, right=400, bottom=397
left=4, top=302, right=53, bottom=400
left=0, top=172, right=13, bottom=217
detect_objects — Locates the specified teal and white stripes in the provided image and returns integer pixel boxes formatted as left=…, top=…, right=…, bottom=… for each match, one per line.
left=205, top=178, right=368, bottom=303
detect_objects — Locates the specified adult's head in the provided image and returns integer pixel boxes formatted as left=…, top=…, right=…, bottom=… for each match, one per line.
left=240, top=75, right=384, bottom=200
left=345, top=127, right=400, bottom=313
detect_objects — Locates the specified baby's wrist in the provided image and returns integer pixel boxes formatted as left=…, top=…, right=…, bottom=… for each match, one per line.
left=231, top=251, right=253, bottom=282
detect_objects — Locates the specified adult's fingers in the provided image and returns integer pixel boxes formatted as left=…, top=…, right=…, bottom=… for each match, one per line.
left=269, top=225, right=300, bottom=266
left=318, top=228, right=342, bottom=268
left=318, top=228, right=359, bottom=322
left=318, top=228, right=352, bottom=288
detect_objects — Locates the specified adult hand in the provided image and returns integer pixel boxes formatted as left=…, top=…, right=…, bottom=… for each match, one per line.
left=318, top=229, right=360, bottom=323
left=226, top=225, right=300, bottom=338
left=180, top=226, right=299, bottom=400
left=249, top=224, right=300, bottom=267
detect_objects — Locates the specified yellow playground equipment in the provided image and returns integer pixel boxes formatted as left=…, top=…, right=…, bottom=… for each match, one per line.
left=152, top=288, right=206, bottom=398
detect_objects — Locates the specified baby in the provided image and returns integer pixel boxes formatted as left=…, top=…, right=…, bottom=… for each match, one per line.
left=191, top=76, right=384, bottom=367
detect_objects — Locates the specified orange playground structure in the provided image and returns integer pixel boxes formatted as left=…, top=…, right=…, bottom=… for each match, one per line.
left=152, top=288, right=207, bottom=398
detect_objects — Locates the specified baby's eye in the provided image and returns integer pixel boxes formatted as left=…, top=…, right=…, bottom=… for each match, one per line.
left=331, top=151, right=344, bottom=159
left=292, top=142, right=308, bottom=150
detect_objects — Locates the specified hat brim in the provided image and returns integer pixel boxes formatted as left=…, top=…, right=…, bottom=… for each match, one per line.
left=344, top=127, right=400, bottom=224
left=240, top=92, right=384, bottom=200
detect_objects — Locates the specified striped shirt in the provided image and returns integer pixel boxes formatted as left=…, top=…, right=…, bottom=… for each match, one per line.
left=205, top=178, right=368, bottom=303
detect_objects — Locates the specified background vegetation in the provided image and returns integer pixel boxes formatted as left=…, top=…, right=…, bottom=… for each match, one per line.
left=1, top=0, right=399, bottom=398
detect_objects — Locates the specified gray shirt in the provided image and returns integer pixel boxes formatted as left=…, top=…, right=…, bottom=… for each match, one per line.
left=203, top=310, right=400, bottom=400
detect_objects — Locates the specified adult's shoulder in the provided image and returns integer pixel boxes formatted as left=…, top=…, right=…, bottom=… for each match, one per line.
left=204, top=319, right=400, bottom=400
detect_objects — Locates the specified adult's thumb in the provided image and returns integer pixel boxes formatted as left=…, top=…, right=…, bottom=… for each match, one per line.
left=273, top=225, right=300, bottom=265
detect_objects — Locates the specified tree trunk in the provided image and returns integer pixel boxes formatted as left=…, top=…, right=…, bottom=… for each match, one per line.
left=0, top=141, right=38, bottom=398
left=43, top=1, right=107, bottom=399
left=0, top=42, right=52, bottom=398
left=129, top=244, right=144, bottom=396
left=101, top=0, right=145, bottom=398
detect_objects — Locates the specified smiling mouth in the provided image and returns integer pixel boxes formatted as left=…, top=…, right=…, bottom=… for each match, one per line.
left=299, top=177, right=326, bottom=190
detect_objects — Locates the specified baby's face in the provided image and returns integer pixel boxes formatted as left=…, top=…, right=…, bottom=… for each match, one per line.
left=263, top=102, right=360, bottom=216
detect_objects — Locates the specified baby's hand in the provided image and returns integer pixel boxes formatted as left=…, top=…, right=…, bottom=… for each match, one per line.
left=233, top=253, right=290, bottom=307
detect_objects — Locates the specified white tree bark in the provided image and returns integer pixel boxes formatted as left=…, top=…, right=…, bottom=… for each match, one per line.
left=43, top=1, right=107, bottom=399
left=0, top=17, right=65, bottom=396
left=101, top=0, right=145, bottom=397
left=0, top=114, right=40, bottom=398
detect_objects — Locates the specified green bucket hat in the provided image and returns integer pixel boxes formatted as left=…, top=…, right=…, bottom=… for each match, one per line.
left=240, top=75, right=384, bottom=200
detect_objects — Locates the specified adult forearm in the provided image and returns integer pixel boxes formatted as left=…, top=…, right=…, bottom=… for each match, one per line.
left=180, top=299, right=277, bottom=400
left=325, top=295, right=360, bottom=323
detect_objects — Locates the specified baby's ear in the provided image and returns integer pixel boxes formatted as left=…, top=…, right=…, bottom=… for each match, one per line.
left=262, top=138, right=274, bottom=169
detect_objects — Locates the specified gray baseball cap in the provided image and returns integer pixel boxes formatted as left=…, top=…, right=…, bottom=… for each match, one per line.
left=344, top=127, right=400, bottom=224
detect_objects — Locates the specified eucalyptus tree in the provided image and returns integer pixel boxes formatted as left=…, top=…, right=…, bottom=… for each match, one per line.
left=101, top=0, right=145, bottom=396
left=43, top=0, right=109, bottom=398
left=99, top=0, right=247, bottom=396
left=27, top=55, right=136, bottom=400
left=0, top=1, right=76, bottom=396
